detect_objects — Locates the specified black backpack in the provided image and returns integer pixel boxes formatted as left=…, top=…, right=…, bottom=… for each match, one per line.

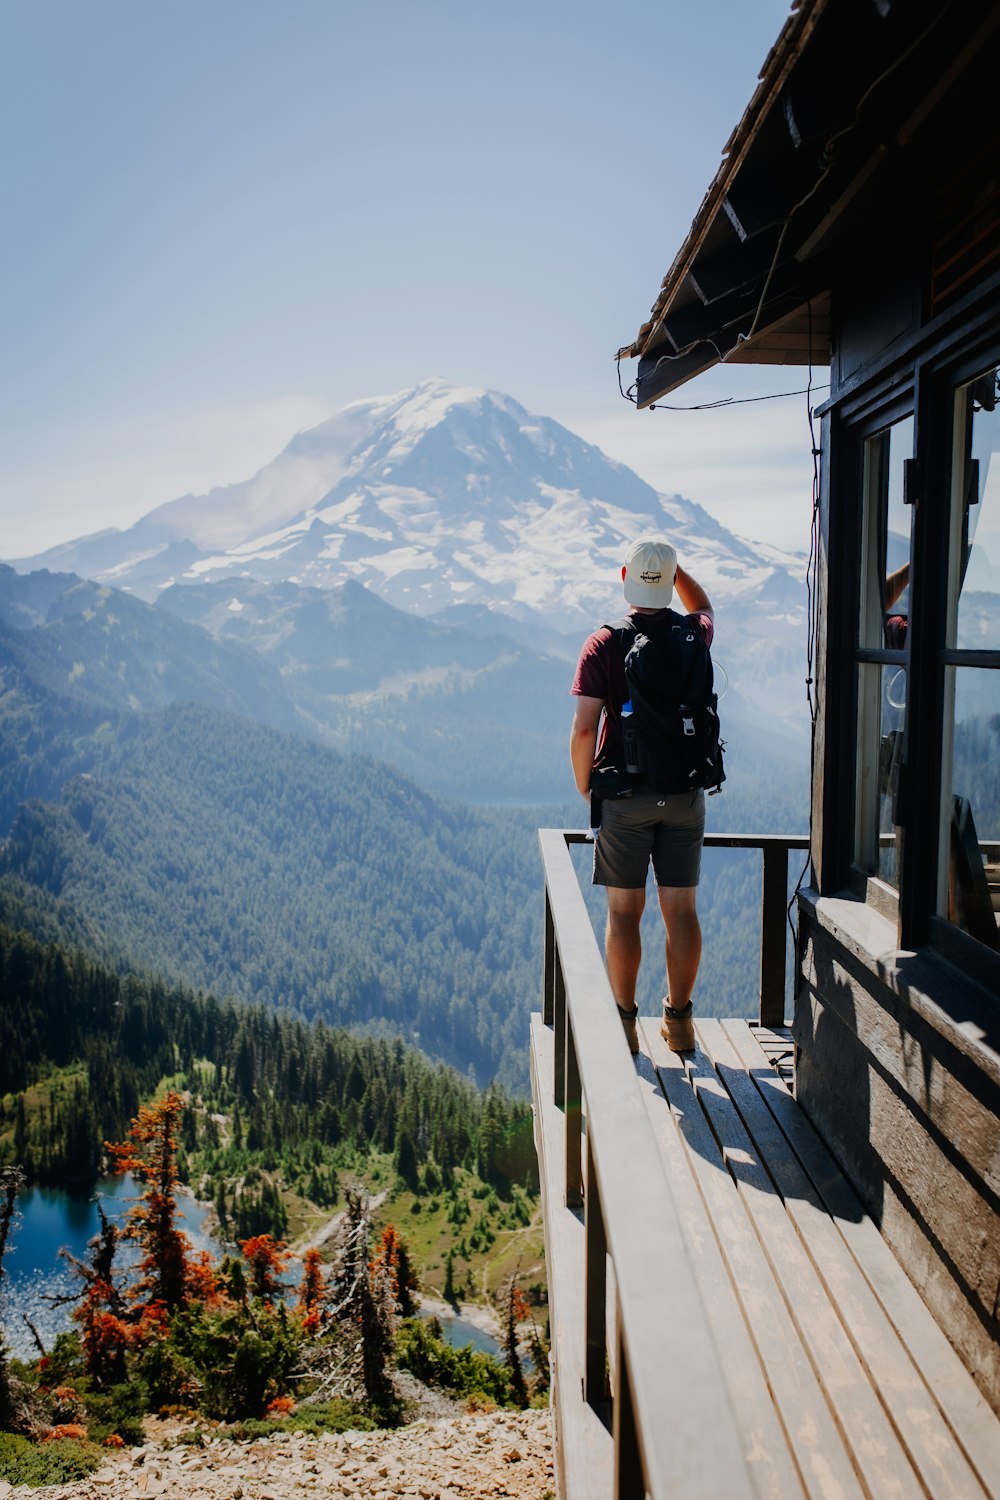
left=605, top=612, right=726, bottom=795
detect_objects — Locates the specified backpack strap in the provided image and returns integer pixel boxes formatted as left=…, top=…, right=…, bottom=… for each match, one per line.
left=603, top=611, right=693, bottom=654
left=602, top=616, right=638, bottom=660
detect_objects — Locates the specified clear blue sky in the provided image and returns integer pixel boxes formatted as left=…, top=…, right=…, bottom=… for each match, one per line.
left=1, top=0, right=813, bottom=558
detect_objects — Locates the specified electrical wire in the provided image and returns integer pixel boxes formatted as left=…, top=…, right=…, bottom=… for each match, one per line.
left=788, top=295, right=822, bottom=949
left=649, top=384, right=828, bottom=411
left=616, top=354, right=829, bottom=411
left=617, top=358, right=637, bottom=405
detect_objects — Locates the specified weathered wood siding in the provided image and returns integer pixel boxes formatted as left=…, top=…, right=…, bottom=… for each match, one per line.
left=795, top=890, right=1000, bottom=1413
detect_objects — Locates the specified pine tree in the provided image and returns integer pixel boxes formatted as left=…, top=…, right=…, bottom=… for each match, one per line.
left=393, top=1232, right=419, bottom=1318
left=393, top=1125, right=420, bottom=1193
left=443, top=1250, right=457, bottom=1309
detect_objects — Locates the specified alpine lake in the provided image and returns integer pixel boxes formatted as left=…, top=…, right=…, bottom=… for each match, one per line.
left=1, top=1180, right=499, bottom=1363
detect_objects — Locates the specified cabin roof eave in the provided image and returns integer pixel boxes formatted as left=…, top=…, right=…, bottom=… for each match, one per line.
left=621, top=0, right=1000, bottom=407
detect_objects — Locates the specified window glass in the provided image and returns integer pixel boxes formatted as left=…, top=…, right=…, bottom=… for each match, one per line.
left=952, top=369, right=1000, bottom=650
left=856, top=662, right=906, bottom=885
left=859, top=417, right=913, bottom=650
left=943, top=667, right=1000, bottom=950
left=856, top=415, right=912, bottom=890
left=942, top=366, right=1000, bottom=951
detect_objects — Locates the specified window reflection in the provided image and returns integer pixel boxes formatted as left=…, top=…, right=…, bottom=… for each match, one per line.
left=943, top=366, right=1000, bottom=949
left=859, top=417, right=913, bottom=650
left=952, top=368, right=1000, bottom=650
left=857, top=662, right=906, bottom=884
left=856, top=417, right=912, bottom=890
left=945, top=668, right=1000, bottom=949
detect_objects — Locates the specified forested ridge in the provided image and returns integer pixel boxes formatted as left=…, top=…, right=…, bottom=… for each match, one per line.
left=0, top=921, right=535, bottom=1221
left=0, top=698, right=543, bottom=1092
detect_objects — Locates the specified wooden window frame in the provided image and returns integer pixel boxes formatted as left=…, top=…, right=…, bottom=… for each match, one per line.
left=851, top=414, right=915, bottom=904
left=815, top=273, right=1000, bottom=991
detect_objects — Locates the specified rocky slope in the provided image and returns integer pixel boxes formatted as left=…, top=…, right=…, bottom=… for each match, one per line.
left=0, top=1411, right=554, bottom=1500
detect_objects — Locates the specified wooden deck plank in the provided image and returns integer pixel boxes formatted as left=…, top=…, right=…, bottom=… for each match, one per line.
left=644, top=1024, right=865, bottom=1500
left=529, top=1015, right=612, bottom=1500
left=533, top=997, right=1000, bottom=1500
left=688, top=1020, right=927, bottom=1500
left=720, top=1017, right=1000, bottom=1500
left=634, top=1028, right=807, bottom=1500
left=703, top=1018, right=990, bottom=1500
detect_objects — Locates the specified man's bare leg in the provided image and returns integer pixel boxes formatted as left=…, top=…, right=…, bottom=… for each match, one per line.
left=657, top=886, right=701, bottom=1007
left=605, top=887, right=645, bottom=1053
left=657, top=887, right=701, bottom=1052
left=605, top=886, right=646, bottom=1007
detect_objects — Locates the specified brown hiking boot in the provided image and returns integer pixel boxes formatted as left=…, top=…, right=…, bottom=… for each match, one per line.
left=660, top=1000, right=695, bottom=1053
left=617, top=1005, right=640, bottom=1055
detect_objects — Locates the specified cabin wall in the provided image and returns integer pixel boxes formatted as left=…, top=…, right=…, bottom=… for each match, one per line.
left=795, top=893, right=1000, bottom=1411
left=799, top=67, right=1000, bottom=1413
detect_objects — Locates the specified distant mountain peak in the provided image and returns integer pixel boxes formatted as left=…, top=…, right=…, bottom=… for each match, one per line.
left=8, top=380, right=805, bottom=628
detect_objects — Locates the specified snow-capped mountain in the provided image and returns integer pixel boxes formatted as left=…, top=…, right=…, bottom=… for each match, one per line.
left=11, top=378, right=804, bottom=635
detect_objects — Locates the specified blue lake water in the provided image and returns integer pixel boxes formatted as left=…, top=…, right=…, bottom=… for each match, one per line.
left=1, top=1177, right=215, bottom=1363
left=1, top=1183, right=505, bottom=1367
left=427, top=1309, right=500, bottom=1358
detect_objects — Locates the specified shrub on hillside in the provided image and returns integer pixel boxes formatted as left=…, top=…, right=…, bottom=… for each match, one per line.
left=0, top=1431, right=102, bottom=1487
left=394, top=1318, right=513, bottom=1406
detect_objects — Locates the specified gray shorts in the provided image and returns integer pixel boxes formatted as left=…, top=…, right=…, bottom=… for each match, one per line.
left=593, top=791, right=705, bottom=889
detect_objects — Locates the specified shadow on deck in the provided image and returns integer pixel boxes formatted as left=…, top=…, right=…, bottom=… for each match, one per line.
left=531, top=829, right=1000, bottom=1500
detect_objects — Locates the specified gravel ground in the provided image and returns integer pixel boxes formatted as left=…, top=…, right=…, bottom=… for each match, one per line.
left=0, top=1410, right=555, bottom=1500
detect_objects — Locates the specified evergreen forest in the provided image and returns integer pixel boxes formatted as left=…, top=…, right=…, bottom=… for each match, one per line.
left=0, top=920, right=535, bottom=1210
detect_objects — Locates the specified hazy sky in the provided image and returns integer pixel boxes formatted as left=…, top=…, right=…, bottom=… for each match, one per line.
left=0, top=0, right=816, bottom=560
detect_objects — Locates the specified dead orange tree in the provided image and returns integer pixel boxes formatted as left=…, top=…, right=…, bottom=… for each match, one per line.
left=297, top=1248, right=327, bottom=1334
left=105, top=1092, right=205, bottom=1314
left=240, top=1234, right=291, bottom=1306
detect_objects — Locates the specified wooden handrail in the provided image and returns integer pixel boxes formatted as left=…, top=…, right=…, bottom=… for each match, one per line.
left=539, top=827, right=769, bottom=1500
left=556, top=829, right=810, bottom=1028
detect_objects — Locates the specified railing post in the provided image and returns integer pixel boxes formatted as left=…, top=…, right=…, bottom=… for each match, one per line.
left=613, top=1315, right=644, bottom=1500
left=565, top=1016, right=583, bottom=1210
left=551, top=942, right=566, bottom=1110
left=584, top=1135, right=609, bottom=1412
left=760, top=841, right=789, bottom=1027
left=543, top=889, right=555, bottom=1026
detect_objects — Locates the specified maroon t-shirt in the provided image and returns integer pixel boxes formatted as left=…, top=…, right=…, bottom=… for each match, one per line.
left=571, top=608, right=715, bottom=767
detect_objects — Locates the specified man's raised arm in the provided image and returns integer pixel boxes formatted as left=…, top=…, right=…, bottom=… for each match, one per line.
left=674, top=563, right=713, bottom=619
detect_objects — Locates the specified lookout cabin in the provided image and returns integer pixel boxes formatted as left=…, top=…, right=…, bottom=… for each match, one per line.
left=531, top=2, right=1000, bottom=1496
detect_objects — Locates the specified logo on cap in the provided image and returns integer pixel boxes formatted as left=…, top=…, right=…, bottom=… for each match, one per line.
left=639, top=570, right=662, bottom=584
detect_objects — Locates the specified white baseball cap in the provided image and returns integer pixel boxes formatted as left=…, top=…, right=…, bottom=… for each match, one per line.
left=622, top=537, right=677, bottom=608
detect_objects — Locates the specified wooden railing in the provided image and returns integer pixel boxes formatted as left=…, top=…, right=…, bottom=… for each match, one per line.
left=700, top=832, right=811, bottom=1025
left=537, top=828, right=810, bottom=1500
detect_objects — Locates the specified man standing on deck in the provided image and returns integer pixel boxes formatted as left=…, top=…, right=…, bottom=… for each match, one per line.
left=569, top=537, right=715, bottom=1056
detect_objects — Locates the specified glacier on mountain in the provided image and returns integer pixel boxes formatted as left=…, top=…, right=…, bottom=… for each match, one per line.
left=9, top=377, right=805, bottom=638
